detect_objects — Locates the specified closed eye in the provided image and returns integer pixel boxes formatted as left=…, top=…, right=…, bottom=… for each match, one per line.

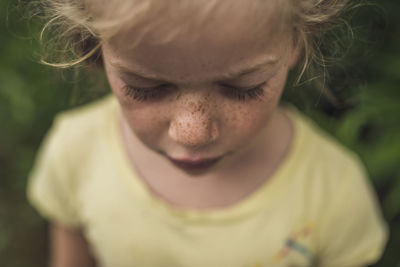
left=123, top=84, right=170, bottom=101
left=122, top=81, right=267, bottom=102
left=219, top=82, right=266, bottom=102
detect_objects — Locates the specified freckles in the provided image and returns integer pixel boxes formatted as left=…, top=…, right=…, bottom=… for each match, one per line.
left=200, top=106, right=206, bottom=115
left=125, top=105, right=168, bottom=131
left=229, top=112, right=238, bottom=124
left=221, top=98, right=277, bottom=133
left=185, top=98, right=209, bottom=117
left=223, top=104, right=247, bottom=126
left=173, top=92, right=182, bottom=101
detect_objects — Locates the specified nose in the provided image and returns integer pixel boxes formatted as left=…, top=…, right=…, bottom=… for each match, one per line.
left=168, top=97, right=219, bottom=149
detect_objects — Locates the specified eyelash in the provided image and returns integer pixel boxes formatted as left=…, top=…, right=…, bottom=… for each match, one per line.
left=123, top=82, right=266, bottom=102
left=220, top=82, right=266, bottom=102
left=123, top=84, right=169, bottom=101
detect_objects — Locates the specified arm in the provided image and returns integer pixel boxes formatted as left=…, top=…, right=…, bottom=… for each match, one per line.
left=49, top=223, right=97, bottom=267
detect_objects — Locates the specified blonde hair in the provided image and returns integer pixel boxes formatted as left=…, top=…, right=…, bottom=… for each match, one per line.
left=36, top=0, right=351, bottom=83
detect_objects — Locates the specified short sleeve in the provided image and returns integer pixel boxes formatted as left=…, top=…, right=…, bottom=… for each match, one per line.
left=27, top=115, right=81, bottom=228
left=317, top=157, right=388, bottom=267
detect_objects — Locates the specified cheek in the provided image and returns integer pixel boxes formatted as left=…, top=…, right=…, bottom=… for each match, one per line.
left=121, top=107, right=164, bottom=139
left=224, top=101, right=275, bottom=140
left=222, top=70, right=287, bottom=140
left=106, top=68, right=167, bottom=140
left=107, top=72, right=169, bottom=147
left=122, top=107, right=169, bottom=149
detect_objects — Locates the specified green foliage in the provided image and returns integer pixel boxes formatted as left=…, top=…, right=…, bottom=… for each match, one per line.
left=298, top=2, right=400, bottom=265
left=0, top=0, right=399, bottom=266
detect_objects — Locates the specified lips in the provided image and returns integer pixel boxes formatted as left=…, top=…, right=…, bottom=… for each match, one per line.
left=168, top=156, right=222, bottom=171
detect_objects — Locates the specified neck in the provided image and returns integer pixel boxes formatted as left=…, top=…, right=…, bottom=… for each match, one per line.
left=118, top=106, right=293, bottom=210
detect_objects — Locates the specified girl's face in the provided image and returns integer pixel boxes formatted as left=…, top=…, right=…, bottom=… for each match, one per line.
left=102, top=1, right=298, bottom=172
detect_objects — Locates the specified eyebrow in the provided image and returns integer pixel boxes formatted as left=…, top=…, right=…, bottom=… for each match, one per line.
left=110, top=57, right=279, bottom=83
left=225, top=58, right=279, bottom=79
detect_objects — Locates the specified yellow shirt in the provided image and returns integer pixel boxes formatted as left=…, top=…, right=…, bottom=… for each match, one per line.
left=27, top=95, right=388, bottom=267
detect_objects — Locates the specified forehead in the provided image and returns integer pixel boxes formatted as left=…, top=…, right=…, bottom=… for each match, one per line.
left=100, top=0, right=291, bottom=83
left=144, top=0, right=282, bottom=42
left=92, top=0, right=285, bottom=39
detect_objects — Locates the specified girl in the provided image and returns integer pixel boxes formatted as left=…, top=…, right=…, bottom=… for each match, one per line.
left=27, top=0, right=388, bottom=266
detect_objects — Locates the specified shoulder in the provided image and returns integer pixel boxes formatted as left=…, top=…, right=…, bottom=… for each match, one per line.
left=34, top=94, right=119, bottom=180
left=53, top=94, right=118, bottom=141
left=27, top=95, right=119, bottom=228
left=286, top=106, right=366, bottom=182
left=284, top=107, right=387, bottom=266
left=284, top=106, right=378, bottom=220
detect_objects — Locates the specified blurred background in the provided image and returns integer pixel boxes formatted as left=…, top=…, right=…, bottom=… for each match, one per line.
left=0, top=0, right=399, bottom=266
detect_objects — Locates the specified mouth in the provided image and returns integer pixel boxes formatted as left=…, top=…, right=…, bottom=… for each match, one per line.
left=168, top=156, right=223, bottom=171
